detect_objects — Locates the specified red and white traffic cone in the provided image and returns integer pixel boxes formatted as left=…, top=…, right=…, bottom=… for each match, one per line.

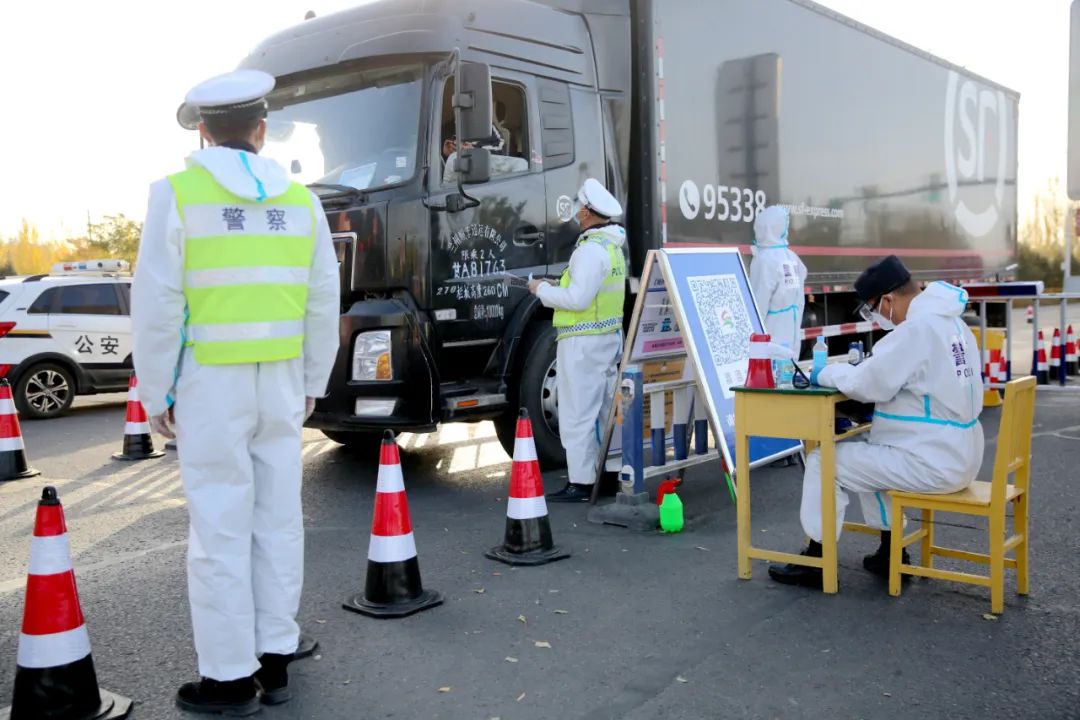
left=0, top=379, right=39, bottom=482
left=1051, top=328, right=1064, bottom=384
left=994, top=347, right=1008, bottom=387
left=2, top=487, right=132, bottom=720
left=988, top=347, right=1001, bottom=389
left=746, top=333, right=775, bottom=389
left=343, top=431, right=442, bottom=618
left=1036, top=332, right=1049, bottom=385
left=1025, top=305, right=1033, bottom=324
left=111, top=374, right=164, bottom=461
left=1066, top=325, right=1078, bottom=377
left=486, top=409, right=570, bottom=566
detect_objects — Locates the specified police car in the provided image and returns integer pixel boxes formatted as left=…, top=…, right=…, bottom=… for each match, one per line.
left=0, top=260, right=133, bottom=419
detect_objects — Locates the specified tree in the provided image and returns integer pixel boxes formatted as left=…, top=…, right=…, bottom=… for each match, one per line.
left=88, top=214, right=142, bottom=264
left=1018, top=177, right=1080, bottom=289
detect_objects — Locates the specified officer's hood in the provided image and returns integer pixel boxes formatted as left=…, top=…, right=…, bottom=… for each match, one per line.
left=753, top=206, right=789, bottom=248
left=186, top=147, right=291, bottom=201
left=582, top=223, right=626, bottom=248
left=906, top=281, right=969, bottom=320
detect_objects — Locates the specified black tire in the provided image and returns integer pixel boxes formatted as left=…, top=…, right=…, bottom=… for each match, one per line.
left=14, top=362, right=76, bottom=420
left=321, top=429, right=385, bottom=454
left=495, top=323, right=566, bottom=469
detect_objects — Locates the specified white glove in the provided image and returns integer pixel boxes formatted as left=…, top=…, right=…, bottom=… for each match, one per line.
left=150, top=408, right=176, bottom=439
left=305, top=397, right=316, bottom=420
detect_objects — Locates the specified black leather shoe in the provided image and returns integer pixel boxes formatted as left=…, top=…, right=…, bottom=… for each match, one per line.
left=176, top=676, right=260, bottom=716
left=768, top=541, right=825, bottom=589
left=546, top=482, right=592, bottom=502
left=255, top=652, right=292, bottom=705
left=863, top=531, right=910, bottom=579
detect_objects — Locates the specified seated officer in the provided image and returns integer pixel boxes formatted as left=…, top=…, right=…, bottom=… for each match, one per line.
left=769, top=256, right=985, bottom=588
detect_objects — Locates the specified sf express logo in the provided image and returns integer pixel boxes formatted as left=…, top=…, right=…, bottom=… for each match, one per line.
left=944, top=70, right=1009, bottom=238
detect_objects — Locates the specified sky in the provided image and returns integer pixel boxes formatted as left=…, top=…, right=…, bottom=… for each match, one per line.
left=0, top=0, right=1070, bottom=240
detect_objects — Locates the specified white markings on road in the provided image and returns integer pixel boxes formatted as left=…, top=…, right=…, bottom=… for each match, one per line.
left=0, top=539, right=188, bottom=595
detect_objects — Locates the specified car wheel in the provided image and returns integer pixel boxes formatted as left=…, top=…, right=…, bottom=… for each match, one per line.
left=321, top=429, right=385, bottom=454
left=495, top=323, right=566, bottom=469
left=14, top=363, right=76, bottom=420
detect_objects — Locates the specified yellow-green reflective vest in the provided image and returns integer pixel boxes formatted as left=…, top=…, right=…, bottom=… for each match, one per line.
left=168, top=165, right=317, bottom=365
left=552, top=227, right=627, bottom=340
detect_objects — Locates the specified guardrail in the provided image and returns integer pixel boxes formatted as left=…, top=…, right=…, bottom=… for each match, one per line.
left=964, top=282, right=1080, bottom=392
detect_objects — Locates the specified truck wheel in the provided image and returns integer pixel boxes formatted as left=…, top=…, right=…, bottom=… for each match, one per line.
left=14, top=362, right=76, bottom=420
left=321, top=429, right=384, bottom=454
left=496, top=324, right=566, bottom=469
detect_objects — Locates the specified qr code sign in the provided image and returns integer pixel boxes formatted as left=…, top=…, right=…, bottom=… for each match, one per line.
left=687, top=273, right=754, bottom=369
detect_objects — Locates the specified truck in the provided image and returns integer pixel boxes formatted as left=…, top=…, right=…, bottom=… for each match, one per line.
left=238, top=0, right=1019, bottom=466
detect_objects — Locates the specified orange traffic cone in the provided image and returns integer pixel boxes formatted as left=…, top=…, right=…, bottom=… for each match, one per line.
left=486, top=409, right=569, bottom=566
left=112, top=374, right=163, bottom=461
left=2, top=487, right=132, bottom=720
left=1066, top=325, right=1078, bottom=377
left=0, top=379, right=39, bottom=482
left=343, top=431, right=442, bottom=618
left=745, top=333, right=775, bottom=389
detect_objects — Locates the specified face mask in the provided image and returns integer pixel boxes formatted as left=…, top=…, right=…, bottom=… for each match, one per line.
left=871, top=299, right=896, bottom=331
left=571, top=201, right=586, bottom=227
left=870, top=312, right=894, bottom=331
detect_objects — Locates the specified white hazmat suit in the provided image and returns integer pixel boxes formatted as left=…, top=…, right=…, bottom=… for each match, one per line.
left=132, top=147, right=339, bottom=681
left=536, top=225, right=626, bottom=487
left=749, top=206, right=807, bottom=350
left=802, top=282, right=984, bottom=541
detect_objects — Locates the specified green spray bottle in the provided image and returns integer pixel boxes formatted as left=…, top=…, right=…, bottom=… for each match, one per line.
left=659, top=492, right=684, bottom=533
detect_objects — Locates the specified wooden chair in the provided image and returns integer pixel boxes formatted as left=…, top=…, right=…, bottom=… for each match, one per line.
left=888, top=376, right=1036, bottom=614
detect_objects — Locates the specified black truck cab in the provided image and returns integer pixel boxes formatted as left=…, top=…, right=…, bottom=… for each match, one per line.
left=242, top=0, right=635, bottom=463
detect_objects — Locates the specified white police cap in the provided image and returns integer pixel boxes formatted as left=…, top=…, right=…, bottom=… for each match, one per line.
left=577, top=178, right=622, bottom=219
left=176, top=70, right=275, bottom=130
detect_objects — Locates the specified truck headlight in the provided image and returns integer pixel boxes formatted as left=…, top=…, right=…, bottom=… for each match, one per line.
left=352, top=330, right=392, bottom=381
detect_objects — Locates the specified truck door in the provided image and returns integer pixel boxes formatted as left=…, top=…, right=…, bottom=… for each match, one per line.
left=428, top=73, right=546, bottom=350
left=539, top=82, right=606, bottom=275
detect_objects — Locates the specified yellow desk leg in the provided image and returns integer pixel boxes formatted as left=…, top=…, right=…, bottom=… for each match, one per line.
left=819, top=436, right=839, bottom=594
left=736, top=429, right=752, bottom=580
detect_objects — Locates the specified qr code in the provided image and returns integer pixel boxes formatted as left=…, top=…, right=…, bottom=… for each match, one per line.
left=687, top=273, right=754, bottom=369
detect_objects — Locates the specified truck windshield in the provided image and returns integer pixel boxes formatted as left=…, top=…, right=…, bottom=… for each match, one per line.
left=264, top=63, right=423, bottom=192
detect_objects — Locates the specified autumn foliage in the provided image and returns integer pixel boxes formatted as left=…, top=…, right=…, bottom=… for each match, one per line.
left=0, top=216, right=140, bottom=276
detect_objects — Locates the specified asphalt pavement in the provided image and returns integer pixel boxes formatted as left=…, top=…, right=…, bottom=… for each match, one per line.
left=1, top=389, right=1079, bottom=719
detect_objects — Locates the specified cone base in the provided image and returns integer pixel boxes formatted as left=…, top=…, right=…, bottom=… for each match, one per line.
left=485, top=544, right=570, bottom=567
left=0, top=689, right=133, bottom=720
left=111, top=450, right=166, bottom=461
left=292, top=633, right=319, bottom=660
left=342, top=588, right=442, bottom=618
left=0, top=467, right=40, bottom=482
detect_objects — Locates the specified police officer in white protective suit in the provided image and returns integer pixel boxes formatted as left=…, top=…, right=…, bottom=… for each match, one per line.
left=132, top=69, right=339, bottom=714
left=768, top=256, right=984, bottom=588
left=749, top=205, right=807, bottom=352
left=529, top=179, right=626, bottom=502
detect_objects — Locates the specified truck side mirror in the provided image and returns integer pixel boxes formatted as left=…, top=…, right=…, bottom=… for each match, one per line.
left=455, top=146, right=491, bottom=185
left=454, top=62, right=493, bottom=143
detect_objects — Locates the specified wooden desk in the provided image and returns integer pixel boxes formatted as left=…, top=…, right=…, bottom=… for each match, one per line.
left=733, top=386, right=870, bottom=594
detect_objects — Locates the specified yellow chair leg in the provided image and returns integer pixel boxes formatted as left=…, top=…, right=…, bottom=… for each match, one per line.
left=920, top=508, right=934, bottom=568
left=889, top=500, right=904, bottom=597
left=989, top=513, right=1005, bottom=614
left=1015, top=495, right=1029, bottom=596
